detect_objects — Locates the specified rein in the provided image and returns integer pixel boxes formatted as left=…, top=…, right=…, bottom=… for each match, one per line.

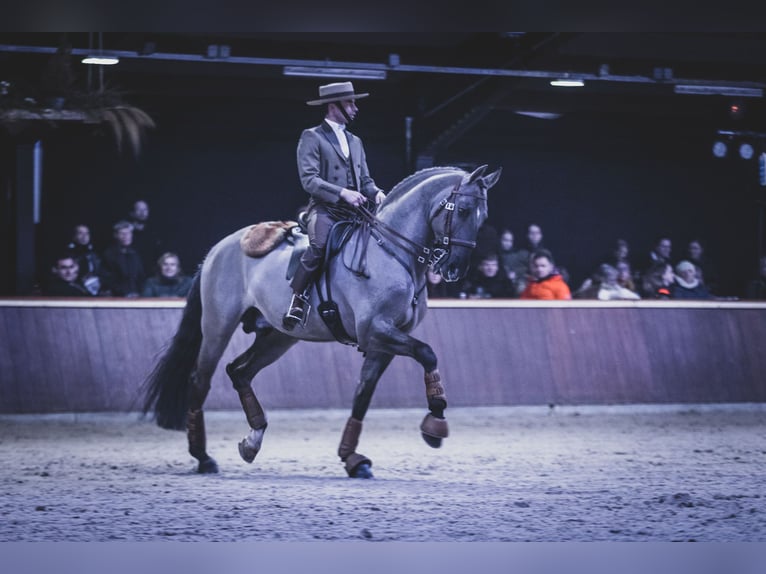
left=353, top=176, right=485, bottom=303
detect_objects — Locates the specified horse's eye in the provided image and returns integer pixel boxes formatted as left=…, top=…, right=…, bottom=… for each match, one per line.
left=457, top=206, right=469, bottom=217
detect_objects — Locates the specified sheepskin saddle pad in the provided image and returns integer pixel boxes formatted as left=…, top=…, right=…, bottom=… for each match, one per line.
left=240, top=220, right=298, bottom=257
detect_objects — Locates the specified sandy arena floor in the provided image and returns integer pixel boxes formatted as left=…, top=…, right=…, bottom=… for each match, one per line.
left=1, top=404, right=765, bottom=542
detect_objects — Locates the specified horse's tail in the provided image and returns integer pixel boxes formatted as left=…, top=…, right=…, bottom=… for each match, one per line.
left=141, top=271, right=203, bottom=430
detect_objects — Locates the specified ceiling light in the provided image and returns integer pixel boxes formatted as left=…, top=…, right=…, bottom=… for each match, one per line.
left=550, top=78, right=584, bottom=88
left=712, top=141, right=728, bottom=158
left=81, top=55, right=119, bottom=65
left=739, top=143, right=755, bottom=160
left=674, top=85, right=763, bottom=98
left=283, top=66, right=386, bottom=80
left=513, top=111, right=562, bottom=120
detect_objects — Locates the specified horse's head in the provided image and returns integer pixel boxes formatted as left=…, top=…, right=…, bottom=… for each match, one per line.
left=430, top=164, right=502, bottom=282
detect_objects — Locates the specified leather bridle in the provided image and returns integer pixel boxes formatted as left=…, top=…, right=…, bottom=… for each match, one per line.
left=356, top=176, right=487, bottom=273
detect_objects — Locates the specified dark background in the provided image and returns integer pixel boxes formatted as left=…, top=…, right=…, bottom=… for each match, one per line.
left=2, top=33, right=765, bottom=296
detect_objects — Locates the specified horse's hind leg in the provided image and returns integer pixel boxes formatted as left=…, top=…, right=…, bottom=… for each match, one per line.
left=187, top=308, right=242, bottom=473
left=225, top=325, right=297, bottom=464
left=338, top=351, right=394, bottom=478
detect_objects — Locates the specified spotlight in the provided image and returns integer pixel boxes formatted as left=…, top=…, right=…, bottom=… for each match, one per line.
left=739, top=142, right=754, bottom=160
left=712, top=141, right=728, bottom=158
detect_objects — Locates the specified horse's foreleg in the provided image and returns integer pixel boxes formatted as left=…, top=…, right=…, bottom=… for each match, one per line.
left=338, top=351, right=394, bottom=478
left=366, top=322, right=449, bottom=449
left=225, top=328, right=297, bottom=464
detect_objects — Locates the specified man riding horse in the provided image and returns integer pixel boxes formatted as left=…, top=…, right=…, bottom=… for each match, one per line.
left=282, top=81, right=386, bottom=330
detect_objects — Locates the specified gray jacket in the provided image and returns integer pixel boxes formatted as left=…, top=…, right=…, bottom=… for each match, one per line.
left=296, top=121, right=382, bottom=204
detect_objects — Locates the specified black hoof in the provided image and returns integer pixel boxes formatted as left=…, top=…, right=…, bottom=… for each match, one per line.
left=344, top=452, right=373, bottom=478
left=350, top=463, right=374, bottom=479
left=197, top=456, right=219, bottom=474
left=421, top=433, right=443, bottom=449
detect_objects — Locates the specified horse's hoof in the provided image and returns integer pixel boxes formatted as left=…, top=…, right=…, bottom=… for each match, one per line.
left=420, top=413, right=448, bottom=449
left=238, top=440, right=255, bottom=463
left=238, top=426, right=266, bottom=463
left=351, top=463, right=374, bottom=479
left=421, top=433, right=443, bottom=449
left=197, top=456, right=219, bottom=474
left=344, top=452, right=373, bottom=478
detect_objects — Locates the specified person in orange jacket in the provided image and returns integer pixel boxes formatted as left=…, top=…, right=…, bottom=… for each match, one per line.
left=520, top=249, right=572, bottom=300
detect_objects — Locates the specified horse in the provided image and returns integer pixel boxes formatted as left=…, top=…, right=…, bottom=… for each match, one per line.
left=141, top=164, right=502, bottom=478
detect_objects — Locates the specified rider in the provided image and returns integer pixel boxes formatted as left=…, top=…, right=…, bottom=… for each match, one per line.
left=283, top=81, right=386, bottom=330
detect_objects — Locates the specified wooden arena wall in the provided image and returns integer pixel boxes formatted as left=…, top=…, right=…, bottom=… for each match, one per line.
left=1, top=299, right=765, bottom=414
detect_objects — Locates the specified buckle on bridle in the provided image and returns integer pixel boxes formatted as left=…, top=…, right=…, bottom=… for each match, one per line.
left=429, top=248, right=448, bottom=267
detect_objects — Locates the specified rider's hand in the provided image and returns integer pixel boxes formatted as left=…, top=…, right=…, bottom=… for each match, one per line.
left=340, top=188, right=366, bottom=207
left=374, top=191, right=386, bottom=205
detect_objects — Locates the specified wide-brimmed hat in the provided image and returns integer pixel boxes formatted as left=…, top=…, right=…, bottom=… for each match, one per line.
left=306, top=81, right=369, bottom=106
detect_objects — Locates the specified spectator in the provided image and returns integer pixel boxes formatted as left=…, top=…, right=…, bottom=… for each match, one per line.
left=126, top=199, right=164, bottom=274
left=459, top=252, right=515, bottom=299
left=575, top=263, right=640, bottom=300
left=426, top=268, right=449, bottom=299
left=66, top=223, right=103, bottom=295
left=102, top=220, right=145, bottom=297
left=615, top=260, right=637, bottom=293
left=43, top=254, right=93, bottom=297
left=497, top=228, right=527, bottom=286
left=520, top=249, right=571, bottom=300
left=671, top=260, right=713, bottom=300
left=513, top=223, right=547, bottom=296
left=608, top=238, right=631, bottom=267
left=641, top=262, right=674, bottom=299
left=641, top=236, right=672, bottom=273
left=141, top=252, right=194, bottom=297
left=685, top=239, right=718, bottom=294
left=745, top=256, right=766, bottom=300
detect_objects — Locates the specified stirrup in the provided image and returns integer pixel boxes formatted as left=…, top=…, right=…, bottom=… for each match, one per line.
left=282, top=292, right=310, bottom=330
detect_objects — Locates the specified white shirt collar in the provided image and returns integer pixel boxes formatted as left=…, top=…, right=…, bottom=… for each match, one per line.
left=325, top=118, right=346, bottom=132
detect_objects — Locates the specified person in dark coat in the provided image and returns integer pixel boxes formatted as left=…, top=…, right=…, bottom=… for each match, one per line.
left=43, top=255, right=93, bottom=297
left=101, top=221, right=145, bottom=297
left=141, top=252, right=193, bottom=297
left=671, top=260, right=713, bottom=300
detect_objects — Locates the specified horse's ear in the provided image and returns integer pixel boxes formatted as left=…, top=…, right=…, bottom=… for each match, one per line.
left=467, top=164, right=488, bottom=183
left=481, top=167, right=502, bottom=191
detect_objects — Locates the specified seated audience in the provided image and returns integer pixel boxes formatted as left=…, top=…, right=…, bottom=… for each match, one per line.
left=575, top=263, right=640, bottom=301
left=608, top=238, right=631, bottom=267
left=513, top=223, right=548, bottom=296
left=141, top=252, right=193, bottom=297
left=102, top=220, right=145, bottom=297
left=671, top=260, right=713, bottom=300
left=43, top=254, right=94, bottom=297
left=459, top=252, right=515, bottom=299
left=126, top=199, right=164, bottom=274
left=497, top=228, right=527, bottom=285
left=685, top=238, right=718, bottom=294
left=615, top=261, right=637, bottom=293
left=641, top=236, right=672, bottom=275
left=66, top=223, right=103, bottom=295
left=426, top=268, right=449, bottom=299
left=641, top=261, right=675, bottom=299
left=745, top=256, right=766, bottom=300
left=520, top=249, right=571, bottom=300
